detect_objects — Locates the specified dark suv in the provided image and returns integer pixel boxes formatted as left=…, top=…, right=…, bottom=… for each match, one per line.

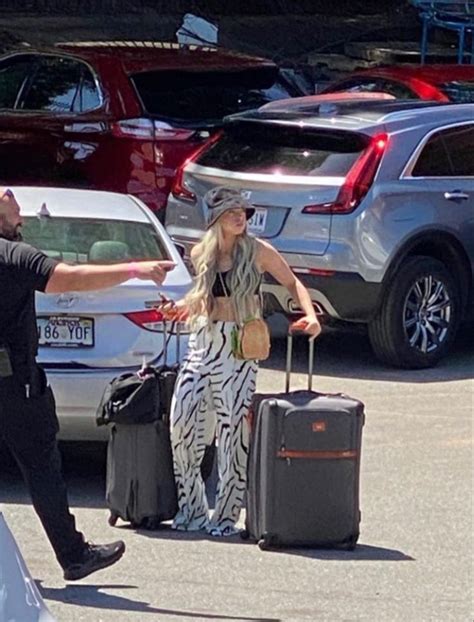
left=0, top=41, right=302, bottom=216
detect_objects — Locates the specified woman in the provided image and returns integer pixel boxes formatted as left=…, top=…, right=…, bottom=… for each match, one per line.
left=159, top=186, right=321, bottom=537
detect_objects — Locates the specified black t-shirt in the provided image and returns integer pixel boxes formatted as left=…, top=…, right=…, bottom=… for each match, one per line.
left=0, top=239, right=58, bottom=377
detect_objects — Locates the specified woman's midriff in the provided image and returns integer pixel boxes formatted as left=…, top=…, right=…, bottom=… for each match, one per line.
left=210, top=295, right=260, bottom=322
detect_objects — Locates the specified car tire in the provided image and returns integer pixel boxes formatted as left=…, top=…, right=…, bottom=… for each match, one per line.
left=368, top=256, right=461, bottom=369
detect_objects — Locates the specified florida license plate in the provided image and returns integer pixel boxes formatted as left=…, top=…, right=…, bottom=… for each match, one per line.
left=37, top=316, right=95, bottom=348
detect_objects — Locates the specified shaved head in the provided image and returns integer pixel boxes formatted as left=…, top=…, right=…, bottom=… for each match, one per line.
left=0, top=187, right=14, bottom=210
left=0, top=188, right=23, bottom=241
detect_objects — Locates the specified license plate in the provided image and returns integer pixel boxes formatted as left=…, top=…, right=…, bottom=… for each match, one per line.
left=247, top=207, right=267, bottom=234
left=37, top=316, right=94, bottom=348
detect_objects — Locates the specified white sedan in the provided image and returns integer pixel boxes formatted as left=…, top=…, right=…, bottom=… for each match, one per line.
left=16, top=187, right=192, bottom=441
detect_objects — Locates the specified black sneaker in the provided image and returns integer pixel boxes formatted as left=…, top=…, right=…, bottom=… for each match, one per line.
left=63, top=540, right=125, bottom=581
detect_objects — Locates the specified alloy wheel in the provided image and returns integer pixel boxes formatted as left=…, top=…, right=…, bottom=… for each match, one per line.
left=403, top=275, right=452, bottom=354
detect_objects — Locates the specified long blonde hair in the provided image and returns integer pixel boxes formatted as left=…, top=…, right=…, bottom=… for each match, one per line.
left=185, top=221, right=261, bottom=329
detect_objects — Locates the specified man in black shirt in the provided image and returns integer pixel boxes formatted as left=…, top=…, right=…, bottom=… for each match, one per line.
left=0, top=188, right=175, bottom=581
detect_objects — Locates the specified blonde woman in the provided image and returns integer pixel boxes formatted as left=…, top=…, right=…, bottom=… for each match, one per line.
left=160, top=186, right=321, bottom=537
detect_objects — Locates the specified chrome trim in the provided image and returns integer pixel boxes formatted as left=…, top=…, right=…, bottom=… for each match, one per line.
left=186, top=162, right=345, bottom=187
left=400, top=120, right=474, bottom=179
left=444, top=191, right=469, bottom=200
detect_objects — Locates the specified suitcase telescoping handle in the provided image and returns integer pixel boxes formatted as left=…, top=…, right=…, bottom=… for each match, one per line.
left=162, top=319, right=183, bottom=366
left=286, top=331, right=315, bottom=393
left=135, top=320, right=183, bottom=370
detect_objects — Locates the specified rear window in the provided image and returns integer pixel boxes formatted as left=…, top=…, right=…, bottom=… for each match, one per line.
left=22, top=217, right=168, bottom=263
left=440, top=81, right=474, bottom=103
left=130, top=67, right=284, bottom=124
left=196, top=123, right=369, bottom=176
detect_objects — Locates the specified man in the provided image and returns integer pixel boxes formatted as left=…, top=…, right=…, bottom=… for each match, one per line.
left=0, top=188, right=175, bottom=581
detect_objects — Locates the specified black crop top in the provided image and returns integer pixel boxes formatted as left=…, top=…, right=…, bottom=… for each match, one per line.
left=212, top=270, right=261, bottom=298
left=212, top=270, right=231, bottom=297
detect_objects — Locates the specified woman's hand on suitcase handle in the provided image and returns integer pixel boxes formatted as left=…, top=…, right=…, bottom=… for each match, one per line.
left=290, top=315, right=321, bottom=339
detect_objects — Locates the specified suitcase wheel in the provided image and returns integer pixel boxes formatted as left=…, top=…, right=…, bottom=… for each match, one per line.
left=257, top=535, right=274, bottom=551
left=240, top=529, right=250, bottom=540
left=339, top=536, right=358, bottom=551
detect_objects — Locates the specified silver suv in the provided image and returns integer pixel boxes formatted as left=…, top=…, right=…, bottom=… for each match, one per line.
left=165, top=99, right=474, bottom=368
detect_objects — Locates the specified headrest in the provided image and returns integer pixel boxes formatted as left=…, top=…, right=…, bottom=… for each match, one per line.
left=88, top=240, right=130, bottom=263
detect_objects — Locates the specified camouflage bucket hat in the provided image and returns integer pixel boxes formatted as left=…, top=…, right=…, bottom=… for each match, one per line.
left=204, top=186, right=255, bottom=229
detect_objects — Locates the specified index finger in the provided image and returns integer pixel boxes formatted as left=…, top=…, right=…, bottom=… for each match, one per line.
left=159, top=261, right=177, bottom=272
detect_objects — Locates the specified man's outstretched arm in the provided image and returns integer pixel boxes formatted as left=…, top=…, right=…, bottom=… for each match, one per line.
left=45, top=260, right=176, bottom=294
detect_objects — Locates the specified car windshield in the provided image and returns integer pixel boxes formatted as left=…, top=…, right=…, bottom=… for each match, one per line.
left=440, top=81, right=474, bottom=103
left=22, top=217, right=168, bottom=263
left=196, top=122, right=369, bottom=177
left=130, top=67, right=287, bottom=124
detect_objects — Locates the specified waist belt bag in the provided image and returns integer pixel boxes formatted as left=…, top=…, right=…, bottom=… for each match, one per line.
left=96, top=369, right=160, bottom=426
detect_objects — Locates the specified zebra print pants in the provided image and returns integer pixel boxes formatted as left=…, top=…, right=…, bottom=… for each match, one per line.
left=170, top=320, right=257, bottom=536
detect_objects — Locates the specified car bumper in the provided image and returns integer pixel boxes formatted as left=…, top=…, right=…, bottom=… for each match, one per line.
left=46, top=369, right=125, bottom=442
left=263, top=271, right=381, bottom=322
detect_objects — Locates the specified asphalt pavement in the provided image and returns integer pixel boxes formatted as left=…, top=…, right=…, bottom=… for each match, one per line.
left=1, top=322, right=472, bottom=622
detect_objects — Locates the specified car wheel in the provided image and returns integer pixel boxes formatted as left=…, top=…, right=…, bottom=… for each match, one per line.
left=368, top=256, right=460, bottom=369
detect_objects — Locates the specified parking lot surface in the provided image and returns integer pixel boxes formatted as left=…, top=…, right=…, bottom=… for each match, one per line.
left=1, top=324, right=472, bottom=622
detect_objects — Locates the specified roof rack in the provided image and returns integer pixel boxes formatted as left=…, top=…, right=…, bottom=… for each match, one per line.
left=56, top=41, right=218, bottom=53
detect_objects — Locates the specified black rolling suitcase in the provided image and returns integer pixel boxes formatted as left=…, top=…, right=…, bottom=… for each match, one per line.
left=98, top=323, right=182, bottom=529
left=244, top=333, right=365, bottom=550
left=98, top=322, right=215, bottom=528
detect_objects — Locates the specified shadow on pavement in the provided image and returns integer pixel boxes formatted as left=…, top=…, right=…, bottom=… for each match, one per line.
left=132, top=529, right=413, bottom=561
left=261, top=323, right=474, bottom=384
left=248, top=542, right=414, bottom=561
left=36, top=582, right=280, bottom=621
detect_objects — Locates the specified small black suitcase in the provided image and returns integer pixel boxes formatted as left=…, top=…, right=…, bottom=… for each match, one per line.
left=102, top=322, right=215, bottom=528
left=244, top=333, right=365, bottom=550
left=103, top=322, right=181, bottom=528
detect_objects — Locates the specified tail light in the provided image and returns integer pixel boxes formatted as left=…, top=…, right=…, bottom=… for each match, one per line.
left=153, top=120, right=197, bottom=141
left=171, top=130, right=223, bottom=202
left=111, top=118, right=155, bottom=139
left=124, top=309, right=164, bottom=332
left=303, top=133, right=388, bottom=215
left=111, top=118, right=197, bottom=141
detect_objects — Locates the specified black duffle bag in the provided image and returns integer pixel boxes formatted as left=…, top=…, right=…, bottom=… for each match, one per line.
left=96, top=367, right=161, bottom=426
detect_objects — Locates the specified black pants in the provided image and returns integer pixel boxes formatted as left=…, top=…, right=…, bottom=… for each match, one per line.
left=0, top=369, right=86, bottom=569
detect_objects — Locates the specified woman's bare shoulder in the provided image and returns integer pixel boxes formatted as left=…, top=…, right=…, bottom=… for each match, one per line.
left=255, top=238, right=277, bottom=271
left=255, top=238, right=275, bottom=254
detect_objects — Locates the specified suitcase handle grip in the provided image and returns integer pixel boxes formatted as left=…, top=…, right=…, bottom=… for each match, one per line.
left=286, top=331, right=314, bottom=393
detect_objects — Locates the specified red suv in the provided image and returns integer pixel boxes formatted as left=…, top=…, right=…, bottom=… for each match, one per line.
left=0, top=42, right=299, bottom=217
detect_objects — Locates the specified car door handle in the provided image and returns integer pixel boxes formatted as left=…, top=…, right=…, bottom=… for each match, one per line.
left=444, top=190, right=469, bottom=201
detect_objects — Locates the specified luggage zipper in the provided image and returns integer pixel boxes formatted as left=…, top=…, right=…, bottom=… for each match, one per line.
left=279, top=444, right=291, bottom=466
